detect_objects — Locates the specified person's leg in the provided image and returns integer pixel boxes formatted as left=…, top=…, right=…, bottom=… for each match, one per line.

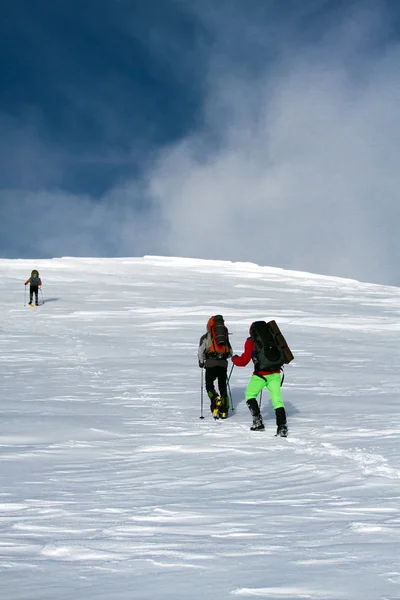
left=265, top=373, right=284, bottom=409
left=216, top=367, right=229, bottom=416
left=205, top=367, right=219, bottom=412
left=34, top=287, right=39, bottom=305
left=265, top=373, right=287, bottom=436
left=29, top=286, right=33, bottom=304
left=216, top=367, right=228, bottom=398
left=245, top=376, right=266, bottom=430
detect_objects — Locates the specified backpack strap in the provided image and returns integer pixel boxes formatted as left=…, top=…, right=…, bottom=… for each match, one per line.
left=254, top=373, right=267, bottom=383
left=254, top=369, right=285, bottom=387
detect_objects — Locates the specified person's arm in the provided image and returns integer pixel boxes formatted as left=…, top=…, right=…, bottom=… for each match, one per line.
left=24, top=279, right=30, bottom=285
left=232, top=338, right=254, bottom=367
left=198, top=335, right=207, bottom=366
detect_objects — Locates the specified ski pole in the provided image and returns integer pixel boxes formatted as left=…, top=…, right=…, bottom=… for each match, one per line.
left=40, top=287, right=44, bottom=305
left=227, top=364, right=235, bottom=414
left=24, top=285, right=26, bottom=306
left=227, top=378, right=234, bottom=414
left=258, top=389, right=263, bottom=409
left=199, top=368, right=204, bottom=419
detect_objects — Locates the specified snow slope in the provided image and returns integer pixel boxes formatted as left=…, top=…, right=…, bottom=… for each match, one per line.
left=1, top=256, right=399, bottom=600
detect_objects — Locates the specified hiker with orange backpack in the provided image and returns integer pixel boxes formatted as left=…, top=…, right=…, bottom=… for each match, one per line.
left=24, top=269, right=42, bottom=306
left=198, top=315, right=233, bottom=419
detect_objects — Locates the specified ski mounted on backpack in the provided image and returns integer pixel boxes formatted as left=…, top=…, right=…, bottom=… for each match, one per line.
left=250, top=320, right=294, bottom=372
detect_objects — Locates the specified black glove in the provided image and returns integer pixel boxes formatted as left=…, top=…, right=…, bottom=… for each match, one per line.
left=199, top=361, right=204, bottom=368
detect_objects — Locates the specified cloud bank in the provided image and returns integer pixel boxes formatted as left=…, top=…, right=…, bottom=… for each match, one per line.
left=1, top=1, right=400, bottom=285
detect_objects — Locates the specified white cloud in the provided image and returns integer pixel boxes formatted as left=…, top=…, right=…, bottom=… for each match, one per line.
left=1, top=1, right=400, bottom=285
left=142, top=6, right=400, bottom=285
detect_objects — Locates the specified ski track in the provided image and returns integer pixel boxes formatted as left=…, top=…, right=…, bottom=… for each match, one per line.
left=1, top=257, right=400, bottom=599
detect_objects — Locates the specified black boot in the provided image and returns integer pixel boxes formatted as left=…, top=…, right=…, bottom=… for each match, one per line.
left=275, top=407, right=288, bottom=437
left=247, top=398, right=265, bottom=431
left=209, top=392, right=221, bottom=418
left=219, top=395, right=229, bottom=419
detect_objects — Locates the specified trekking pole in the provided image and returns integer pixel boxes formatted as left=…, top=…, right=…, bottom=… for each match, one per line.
left=40, top=288, right=44, bottom=305
left=199, top=368, right=204, bottom=419
left=227, top=378, right=234, bottom=414
left=24, top=285, right=26, bottom=306
left=226, top=364, right=235, bottom=414
left=258, top=389, right=263, bottom=410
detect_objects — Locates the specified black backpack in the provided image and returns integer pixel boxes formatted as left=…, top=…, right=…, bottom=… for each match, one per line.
left=250, top=320, right=289, bottom=371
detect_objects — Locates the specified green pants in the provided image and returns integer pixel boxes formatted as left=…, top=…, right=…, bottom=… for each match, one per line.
left=245, top=373, right=284, bottom=410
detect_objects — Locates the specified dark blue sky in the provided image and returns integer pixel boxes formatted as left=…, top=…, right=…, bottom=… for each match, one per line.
left=1, top=0, right=400, bottom=285
left=2, top=0, right=380, bottom=194
left=1, top=0, right=210, bottom=194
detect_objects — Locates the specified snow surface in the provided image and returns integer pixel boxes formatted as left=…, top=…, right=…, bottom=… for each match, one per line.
left=1, top=256, right=400, bottom=600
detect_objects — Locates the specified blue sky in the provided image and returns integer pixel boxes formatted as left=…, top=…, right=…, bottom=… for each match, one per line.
left=1, top=0, right=400, bottom=285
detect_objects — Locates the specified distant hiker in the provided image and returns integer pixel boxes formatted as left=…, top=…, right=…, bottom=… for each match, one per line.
left=24, top=270, right=42, bottom=306
left=232, top=321, right=292, bottom=435
left=198, top=315, right=233, bottom=419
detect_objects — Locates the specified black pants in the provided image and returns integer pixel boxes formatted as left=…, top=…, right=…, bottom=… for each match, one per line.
left=29, top=285, right=39, bottom=305
left=205, top=366, right=228, bottom=410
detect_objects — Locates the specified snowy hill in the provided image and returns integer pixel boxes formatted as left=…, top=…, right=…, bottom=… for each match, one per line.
left=1, top=256, right=400, bottom=600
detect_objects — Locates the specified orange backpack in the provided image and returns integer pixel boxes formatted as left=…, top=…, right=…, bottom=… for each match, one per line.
left=207, top=315, right=230, bottom=356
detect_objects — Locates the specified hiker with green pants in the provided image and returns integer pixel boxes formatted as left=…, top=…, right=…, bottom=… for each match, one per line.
left=232, top=321, right=288, bottom=435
